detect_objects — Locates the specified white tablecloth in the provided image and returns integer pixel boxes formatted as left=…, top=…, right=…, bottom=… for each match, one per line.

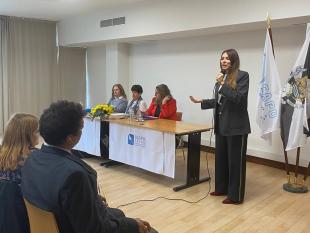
left=109, top=123, right=176, bottom=178
left=74, top=118, right=101, bottom=156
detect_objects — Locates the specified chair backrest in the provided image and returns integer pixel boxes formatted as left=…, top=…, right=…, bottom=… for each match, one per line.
left=176, top=112, right=183, bottom=121
left=24, top=198, right=60, bottom=233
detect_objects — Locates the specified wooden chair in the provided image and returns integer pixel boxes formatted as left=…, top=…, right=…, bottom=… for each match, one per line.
left=176, top=112, right=183, bottom=121
left=24, top=198, right=60, bottom=233
left=176, top=112, right=185, bottom=161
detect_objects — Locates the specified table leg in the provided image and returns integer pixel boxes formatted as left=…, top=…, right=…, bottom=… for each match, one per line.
left=173, top=132, right=210, bottom=191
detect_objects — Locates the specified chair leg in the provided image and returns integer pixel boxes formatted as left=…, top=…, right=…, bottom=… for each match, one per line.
left=179, top=136, right=185, bottom=162
left=182, top=148, right=185, bottom=162
left=176, top=136, right=186, bottom=162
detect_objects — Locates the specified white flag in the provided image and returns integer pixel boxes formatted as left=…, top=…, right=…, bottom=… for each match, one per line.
left=256, top=29, right=282, bottom=142
left=281, top=24, right=310, bottom=151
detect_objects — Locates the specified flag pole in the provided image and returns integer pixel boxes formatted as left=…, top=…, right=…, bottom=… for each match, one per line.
left=291, top=147, right=301, bottom=186
left=294, top=147, right=300, bottom=178
left=283, top=147, right=307, bottom=193
left=267, top=12, right=275, bottom=57
left=303, top=161, right=310, bottom=181
left=268, top=12, right=292, bottom=179
left=283, top=150, right=290, bottom=178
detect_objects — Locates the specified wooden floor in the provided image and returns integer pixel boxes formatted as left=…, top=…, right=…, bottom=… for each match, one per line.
left=85, top=149, right=310, bottom=233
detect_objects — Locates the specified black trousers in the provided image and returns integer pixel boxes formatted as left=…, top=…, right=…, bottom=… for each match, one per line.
left=215, top=133, right=248, bottom=202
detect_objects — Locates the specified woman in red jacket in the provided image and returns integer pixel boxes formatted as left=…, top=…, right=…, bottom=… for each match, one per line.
left=147, top=84, right=177, bottom=120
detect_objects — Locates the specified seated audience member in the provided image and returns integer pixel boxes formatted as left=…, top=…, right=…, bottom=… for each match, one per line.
left=0, top=113, right=39, bottom=233
left=147, top=84, right=177, bottom=120
left=108, top=84, right=128, bottom=113
left=21, top=100, right=151, bottom=233
left=125, top=84, right=148, bottom=116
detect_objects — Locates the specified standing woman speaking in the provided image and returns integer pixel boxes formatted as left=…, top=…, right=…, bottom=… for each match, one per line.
left=190, top=49, right=250, bottom=204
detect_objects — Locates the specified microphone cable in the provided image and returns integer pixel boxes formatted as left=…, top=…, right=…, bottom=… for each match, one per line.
left=116, top=123, right=215, bottom=209
left=117, top=175, right=211, bottom=208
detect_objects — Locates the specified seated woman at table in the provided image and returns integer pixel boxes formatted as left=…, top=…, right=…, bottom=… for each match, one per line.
left=108, top=84, right=128, bottom=113
left=147, top=84, right=177, bottom=120
left=125, top=84, right=148, bottom=116
left=0, top=113, right=39, bottom=233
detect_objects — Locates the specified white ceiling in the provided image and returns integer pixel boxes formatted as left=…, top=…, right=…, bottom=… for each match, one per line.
left=0, top=0, right=152, bottom=21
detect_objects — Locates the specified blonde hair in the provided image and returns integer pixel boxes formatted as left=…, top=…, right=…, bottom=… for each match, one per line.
left=226, top=70, right=238, bottom=90
left=0, top=113, right=38, bottom=171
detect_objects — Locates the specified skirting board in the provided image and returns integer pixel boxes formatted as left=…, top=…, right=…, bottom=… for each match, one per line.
left=183, top=143, right=309, bottom=176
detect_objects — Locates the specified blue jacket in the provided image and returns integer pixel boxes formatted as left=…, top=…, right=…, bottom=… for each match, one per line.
left=108, top=97, right=128, bottom=113
left=21, top=145, right=138, bottom=233
left=0, top=179, right=30, bottom=233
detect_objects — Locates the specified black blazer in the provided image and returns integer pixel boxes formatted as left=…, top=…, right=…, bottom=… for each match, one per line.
left=21, top=145, right=138, bottom=233
left=201, top=70, right=251, bottom=136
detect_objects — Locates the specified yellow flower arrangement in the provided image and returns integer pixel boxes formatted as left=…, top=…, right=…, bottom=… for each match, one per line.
left=90, top=104, right=114, bottom=119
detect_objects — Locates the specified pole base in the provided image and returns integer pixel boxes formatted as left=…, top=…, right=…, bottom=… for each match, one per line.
left=283, top=183, right=308, bottom=193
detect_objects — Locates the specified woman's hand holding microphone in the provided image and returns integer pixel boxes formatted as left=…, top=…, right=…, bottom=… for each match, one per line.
left=216, top=72, right=225, bottom=85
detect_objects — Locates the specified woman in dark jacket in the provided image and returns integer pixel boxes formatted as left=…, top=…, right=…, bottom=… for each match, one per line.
left=190, top=49, right=250, bottom=204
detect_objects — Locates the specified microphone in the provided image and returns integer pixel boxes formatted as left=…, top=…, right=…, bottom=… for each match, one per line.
left=216, top=69, right=227, bottom=105
left=216, top=70, right=226, bottom=86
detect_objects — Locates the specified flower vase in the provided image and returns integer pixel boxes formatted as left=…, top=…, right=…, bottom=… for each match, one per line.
left=100, top=114, right=109, bottom=121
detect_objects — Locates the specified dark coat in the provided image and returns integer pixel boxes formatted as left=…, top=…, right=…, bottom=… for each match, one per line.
left=0, top=179, right=30, bottom=233
left=201, top=70, right=251, bottom=136
left=21, top=145, right=138, bottom=233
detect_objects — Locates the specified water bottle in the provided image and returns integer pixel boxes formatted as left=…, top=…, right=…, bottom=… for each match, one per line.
left=129, top=108, right=134, bottom=123
left=137, top=111, right=144, bottom=122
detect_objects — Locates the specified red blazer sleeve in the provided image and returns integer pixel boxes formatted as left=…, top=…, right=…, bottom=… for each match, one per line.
left=147, top=97, right=157, bottom=116
left=160, top=98, right=177, bottom=120
left=147, top=97, right=177, bottom=120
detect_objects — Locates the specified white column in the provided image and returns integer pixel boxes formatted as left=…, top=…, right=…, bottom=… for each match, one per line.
left=86, top=46, right=106, bottom=106
left=105, top=43, right=130, bottom=100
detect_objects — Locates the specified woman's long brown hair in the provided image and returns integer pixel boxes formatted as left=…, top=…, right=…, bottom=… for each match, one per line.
left=0, top=113, right=38, bottom=171
left=111, top=84, right=127, bottom=99
left=220, top=49, right=240, bottom=89
left=154, top=84, right=172, bottom=105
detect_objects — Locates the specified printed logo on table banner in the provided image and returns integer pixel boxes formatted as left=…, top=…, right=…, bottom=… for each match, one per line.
left=127, top=133, right=146, bottom=147
left=128, top=134, right=134, bottom=145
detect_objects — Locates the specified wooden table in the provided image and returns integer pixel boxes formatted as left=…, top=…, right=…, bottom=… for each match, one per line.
left=107, top=118, right=212, bottom=191
left=108, top=118, right=210, bottom=135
